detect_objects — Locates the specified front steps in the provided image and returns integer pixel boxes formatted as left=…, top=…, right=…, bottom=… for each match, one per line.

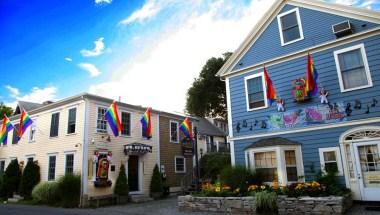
left=130, top=194, right=153, bottom=203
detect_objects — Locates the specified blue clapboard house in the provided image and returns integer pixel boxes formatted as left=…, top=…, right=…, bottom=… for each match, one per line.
left=217, top=0, right=380, bottom=201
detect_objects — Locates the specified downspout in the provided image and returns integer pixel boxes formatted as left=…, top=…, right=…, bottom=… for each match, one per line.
left=80, top=97, right=90, bottom=207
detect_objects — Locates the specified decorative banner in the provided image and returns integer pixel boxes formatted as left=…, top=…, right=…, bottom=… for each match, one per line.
left=140, top=108, right=152, bottom=139
left=0, top=115, right=14, bottom=145
left=105, top=101, right=122, bottom=137
left=268, top=102, right=346, bottom=130
left=18, top=110, right=33, bottom=141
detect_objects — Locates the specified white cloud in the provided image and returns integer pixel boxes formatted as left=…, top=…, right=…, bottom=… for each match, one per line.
left=65, top=57, right=73, bottom=62
left=78, top=63, right=101, bottom=77
left=90, top=0, right=275, bottom=112
left=95, top=0, right=112, bottom=5
left=80, top=37, right=105, bottom=57
left=332, top=0, right=360, bottom=6
left=119, top=0, right=163, bottom=25
left=5, top=86, right=58, bottom=108
left=5, top=85, right=20, bottom=98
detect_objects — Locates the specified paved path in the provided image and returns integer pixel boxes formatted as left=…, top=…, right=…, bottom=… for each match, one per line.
left=0, top=197, right=378, bottom=215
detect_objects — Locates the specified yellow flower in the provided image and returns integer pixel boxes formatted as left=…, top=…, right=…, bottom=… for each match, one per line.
left=234, top=188, right=240, bottom=193
left=260, top=185, right=266, bottom=190
left=248, top=185, right=258, bottom=191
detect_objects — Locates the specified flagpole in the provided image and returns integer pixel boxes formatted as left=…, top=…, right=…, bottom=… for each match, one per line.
left=193, top=126, right=200, bottom=191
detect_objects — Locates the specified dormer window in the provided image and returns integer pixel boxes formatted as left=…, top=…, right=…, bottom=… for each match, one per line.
left=277, top=8, right=304, bottom=46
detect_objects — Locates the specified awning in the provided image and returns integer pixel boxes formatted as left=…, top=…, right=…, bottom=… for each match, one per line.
left=245, top=137, right=302, bottom=149
left=124, top=142, right=153, bottom=155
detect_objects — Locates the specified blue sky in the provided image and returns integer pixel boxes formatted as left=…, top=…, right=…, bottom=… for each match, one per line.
left=1, top=0, right=379, bottom=112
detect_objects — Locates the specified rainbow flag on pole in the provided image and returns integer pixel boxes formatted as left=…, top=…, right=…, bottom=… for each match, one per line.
left=306, top=53, right=319, bottom=97
left=179, top=117, right=193, bottom=140
left=18, top=110, right=33, bottom=141
left=0, top=115, right=14, bottom=145
left=140, top=108, right=152, bottom=139
left=263, top=67, right=278, bottom=106
left=105, top=101, right=122, bottom=137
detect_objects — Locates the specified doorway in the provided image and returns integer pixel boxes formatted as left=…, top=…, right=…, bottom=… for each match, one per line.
left=128, top=155, right=139, bottom=192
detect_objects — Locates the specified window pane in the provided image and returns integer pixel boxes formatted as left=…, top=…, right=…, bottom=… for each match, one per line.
left=338, top=49, right=368, bottom=89
left=97, top=107, right=107, bottom=132
left=255, top=151, right=277, bottom=182
left=281, top=12, right=298, bottom=29
left=170, top=122, right=178, bottom=142
left=247, top=76, right=265, bottom=109
left=50, top=113, right=60, bottom=137
left=48, top=156, right=56, bottom=180
left=325, top=162, right=338, bottom=173
left=12, top=124, right=19, bottom=144
left=65, top=154, right=74, bottom=174
left=121, top=112, right=131, bottom=136
left=280, top=12, right=301, bottom=43
left=29, top=124, right=36, bottom=142
left=67, top=108, right=76, bottom=134
left=285, top=150, right=296, bottom=165
left=283, top=26, right=301, bottom=43
left=323, top=151, right=336, bottom=162
left=176, top=157, right=185, bottom=172
left=286, top=167, right=298, bottom=181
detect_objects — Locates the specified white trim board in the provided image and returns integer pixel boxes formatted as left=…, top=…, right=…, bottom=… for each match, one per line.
left=230, top=117, right=380, bottom=141
left=217, top=0, right=380, bottom=78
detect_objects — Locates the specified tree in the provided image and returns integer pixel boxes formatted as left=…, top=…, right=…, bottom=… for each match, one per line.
left=0, top=102, right=13, bottom=120
left=114, top=164, right=129, bottom=197
left=19, top=160, right=40, bottom=199
left=200, top=153, right=231, bottom=182
left=1, top=159, right=21, bottom=198
left=149, top=164, right=163, bottom=199
left=186, top=52, right=232, bottom=119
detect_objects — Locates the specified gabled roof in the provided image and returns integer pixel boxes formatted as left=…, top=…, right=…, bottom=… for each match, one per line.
left=13, top=101, right=44, bottom=115
left=193, top=117, right=227, bottom=137
left=245, top=137, right=301, bottom=149
left=217, top=0, right=380, bottom=78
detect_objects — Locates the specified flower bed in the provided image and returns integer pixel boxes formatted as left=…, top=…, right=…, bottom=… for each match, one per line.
left=277, top=194, right=352, bottom=215
left=178, top=195, right=256, bottom=214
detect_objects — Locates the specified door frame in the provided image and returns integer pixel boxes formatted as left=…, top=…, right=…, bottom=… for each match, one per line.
left=126, top=155, right=143, bottom=194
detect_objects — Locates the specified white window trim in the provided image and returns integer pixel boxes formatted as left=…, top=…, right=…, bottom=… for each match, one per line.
left=49, top=112, right=60, bottom=138
left=174, top=156, right=186, bottom=173
left=25, top=154, right=36, bottom=162
left=318, top=147, right=344, bottom=176
left=47, top=154, right=57, bottom=181
left=95, top=105, right=108, bottom=134
left=170, top=120, right=179, bottom=143
left=333, top=43, right=373, bottom=92
left=66, top=107, right=77, bottom=135
left=120, top=110, right=132, bottom=137
left=277, top=7, right=304, bottom=46
left=64, top=153, right=75, bottom=175
left=28, top=118, right=37, bottom=143
left=246, top=145, right=304, bottom=185
left=244, top=72, right=268, bottom=112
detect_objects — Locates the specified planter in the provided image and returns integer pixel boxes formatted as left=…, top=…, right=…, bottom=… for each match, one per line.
left=178, top=195, right=256, bottom=214
left=277, top=194, right=352, bottom=215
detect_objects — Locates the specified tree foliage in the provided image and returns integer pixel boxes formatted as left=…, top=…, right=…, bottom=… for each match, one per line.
left=19, top=160, right=41, bottom=199
left=186, top=52, right=232, bottom=119
left=150, top=164, right=163, bottom=194
left=200, top=153, right=230, bottom=182
left=0, top=102, right=13, bottom=120
left=114, top=164, right=129, bottom=196
left=1, top=159, right=21, bottom=198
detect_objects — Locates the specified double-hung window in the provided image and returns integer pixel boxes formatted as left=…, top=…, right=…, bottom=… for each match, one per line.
left=319, top=147, right=343, bottom=175
left=175, top=156, right=185, bottom=173
left=334, top=44, right=372, bottom=92
left=65, top=154, right=74, bottom=175
left=12, top=124, right=19, bottom=144
left=170, top=121, right=179, bottom=143
left=277, top=8, right=304, bottom=46
left=121, top=112, right=131, bottom=136
left=254, top=151, right=278, bottom=182
left=97, top=107, right=107, bottom=133
left=48, top=155, right=56, bottom=181
left=67, top=108, right=76, bottom=134
left=245, top=73, right=267, bottom=111
left=29, top=122, right=36, bottom=142
left=50, top=113, right=60, bottom=137
left=285, top=150, right=298, bottom=182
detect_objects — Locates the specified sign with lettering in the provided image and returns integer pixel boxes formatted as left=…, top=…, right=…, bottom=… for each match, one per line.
left=183, top=146, right=193, bottom=157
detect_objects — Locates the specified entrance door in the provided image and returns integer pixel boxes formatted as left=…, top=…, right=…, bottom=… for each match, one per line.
left=354, top=142, right=380, bottom=201
left=128, top=155, right=139, bottom=192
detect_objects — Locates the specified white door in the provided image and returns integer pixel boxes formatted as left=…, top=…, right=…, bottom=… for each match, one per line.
left=353, top=142, right=380, bottom=201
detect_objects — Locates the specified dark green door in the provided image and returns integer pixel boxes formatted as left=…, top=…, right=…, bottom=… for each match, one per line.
left=128, top=155, right=139, bottom=192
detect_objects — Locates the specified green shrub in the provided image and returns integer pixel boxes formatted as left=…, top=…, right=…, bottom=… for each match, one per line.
left=19, top=160, right=40, bottom=199
left=31, top=182, right=60, bottom=205
left=255, top=191, right=278, bottom=213
left=220, top=166, right=263, bottom=196
left=200, top=153, right=230, bottom=182
left=150, top=164, right=163, bottom=197
left=316, top=170, right=351, bottom=196
left=114, top=164, right=129, bottom=197
left=57, top=174, right=81, bottom=208
left=1, top=159, right=21, bottom=198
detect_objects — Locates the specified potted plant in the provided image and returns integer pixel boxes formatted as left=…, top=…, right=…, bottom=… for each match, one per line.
left=150, top=164, right=163, bottom=199
left=114, top=164, right=129, bottom=204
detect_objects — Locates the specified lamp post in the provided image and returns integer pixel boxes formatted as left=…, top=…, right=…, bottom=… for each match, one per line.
left=193, top=126, right=200, bottom=191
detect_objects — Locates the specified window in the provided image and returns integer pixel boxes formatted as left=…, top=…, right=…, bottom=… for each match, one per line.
left=319, top=147, right=343, bottom=176
left=48, top=155, right=56, bottom=181
left=170, top=121, right=179, bottom=143
left=29, top=123, right=36, bottom=142
left=50, top=113, right=60, bottom=137
left=334, top=44, right=372, bottom=92
left=27, top=157, right=34, bottom=163
left=285, top=150, right=298, bottom=182
left=97, top=107, right=107, bottom=133
left=345, top=144, right=355, bottom=179
left=254, top=151, right=278, bottom=182
left=0, top=160, right=5, bottom=174
left=277, top=8, right=304, bottom=46
left=175, top=156, right=185, bottom=173
left=121, top=112, right=131, bottom=136
left=65, top=154, right=74, bottom=174
left=245, top=73, right=267, bottom=111
left=67, top=108, right=76, bottom=134
left=12, top=124, right=19, bottom=144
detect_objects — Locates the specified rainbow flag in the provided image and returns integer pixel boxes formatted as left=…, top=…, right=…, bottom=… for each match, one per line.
left=0, top=115, right=14, bottom=145
left=140, top=108, right=152, bottom=139
left=179, top=117, right=193, bottom=139
left=105, top=101, right=122, bottom=137
left=18, top=110, right=33, bottom=141
left=306, top=53, right=319, bottom=97
left=263, top=67, right=278, bottom=106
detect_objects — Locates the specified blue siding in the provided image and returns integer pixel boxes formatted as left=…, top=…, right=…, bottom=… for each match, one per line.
left=234, top=122, right=380, bottom=182
left=230, top=36, right=380, bottom=137
left=233, top=4, right=379, bottom=71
